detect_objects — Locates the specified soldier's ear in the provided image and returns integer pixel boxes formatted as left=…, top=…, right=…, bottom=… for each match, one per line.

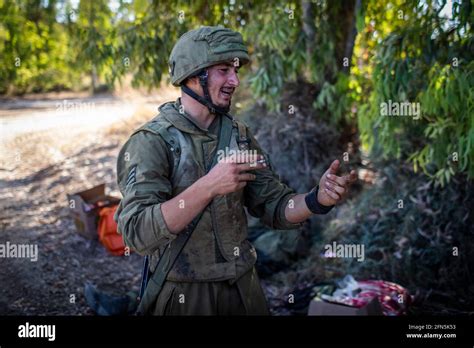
left=184, top=76, right=200, bottom=89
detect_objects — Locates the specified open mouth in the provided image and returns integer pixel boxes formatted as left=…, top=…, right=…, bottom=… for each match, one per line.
left=220, top=87, right=234, bottom=98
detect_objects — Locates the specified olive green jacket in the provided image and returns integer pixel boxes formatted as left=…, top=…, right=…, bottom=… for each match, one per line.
left=114, top=98, right=302, bottom=283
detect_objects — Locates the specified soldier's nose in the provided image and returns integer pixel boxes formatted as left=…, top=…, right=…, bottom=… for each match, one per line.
left=227, top=71, right=239, bottom=88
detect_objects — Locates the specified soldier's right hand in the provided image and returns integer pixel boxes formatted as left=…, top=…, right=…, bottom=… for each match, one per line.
left=203, top=153, right=267, bottom=197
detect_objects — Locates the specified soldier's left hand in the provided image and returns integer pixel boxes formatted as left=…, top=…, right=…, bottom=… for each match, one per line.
left=317, top=159, right=357, bottom=206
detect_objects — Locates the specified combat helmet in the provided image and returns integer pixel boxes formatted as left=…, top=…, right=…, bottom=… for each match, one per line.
left=169, top=26, right=249, bottom=115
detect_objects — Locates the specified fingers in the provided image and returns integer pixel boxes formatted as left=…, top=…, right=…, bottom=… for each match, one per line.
left=321, top=161, right=357, bottom=202
left=219, top=153, right=268, bottom=171
left=324, top=187, right=340, bottom=200
left=327, top=159, right=340, bottom=175
left=237, top=162, right=266, bottom=171
left=236, top=181, right=247, bottom=190
left=344, top=170, right=358, bottom=183
left=324, top=180, right=345, bottom=195
left=238, top=173, right=256, bottom=182
left=326, top=173, right=346, bottom=187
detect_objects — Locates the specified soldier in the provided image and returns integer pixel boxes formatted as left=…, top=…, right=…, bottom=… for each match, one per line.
left=114, top=26, right=357, bottom=315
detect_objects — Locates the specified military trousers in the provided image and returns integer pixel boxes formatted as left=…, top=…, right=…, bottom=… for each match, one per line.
left=152, top=267, right=270, bottom=315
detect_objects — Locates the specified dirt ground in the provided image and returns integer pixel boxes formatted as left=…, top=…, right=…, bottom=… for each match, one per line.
left=0, top=90, right=178, bottom=315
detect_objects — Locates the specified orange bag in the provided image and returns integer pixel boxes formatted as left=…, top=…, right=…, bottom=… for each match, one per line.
left=98, top=205, right=126, bottom=256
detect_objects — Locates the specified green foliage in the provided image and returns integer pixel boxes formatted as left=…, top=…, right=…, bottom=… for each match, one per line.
left=1, top=0, right=473, bottom=183
left=356, top=0, right=474, bottom=184
left=245, top=3, right=304, bottom=111
left=0, top=0, right=79, bottom=93
left=313, top=73, right=353, bottom=125
left=110, top=1, right=186, bottom=88
left=73, top=0, right=116, bottom=91
left=417, top=62, right=474, bottom=183
left=244, top=1, right=354, bottom=117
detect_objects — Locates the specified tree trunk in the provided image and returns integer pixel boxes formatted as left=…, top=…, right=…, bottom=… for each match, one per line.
left=301, top=0, right=316, bottom=66
left=335, top=0, right=361, bottom=74
left=91, top=65, right=98, bottom=94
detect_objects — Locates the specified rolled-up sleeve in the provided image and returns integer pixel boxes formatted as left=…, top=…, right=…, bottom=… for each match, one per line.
left=243, top=126, right=303, bottom=230
left=114, top=130, right=177, bottom=255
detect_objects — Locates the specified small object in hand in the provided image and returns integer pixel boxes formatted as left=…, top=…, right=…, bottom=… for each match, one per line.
left=250, top=159, right=266, bottom=167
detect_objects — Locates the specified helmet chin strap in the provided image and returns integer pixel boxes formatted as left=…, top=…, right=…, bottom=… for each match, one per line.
left=181, top=69, right=230, bottom=116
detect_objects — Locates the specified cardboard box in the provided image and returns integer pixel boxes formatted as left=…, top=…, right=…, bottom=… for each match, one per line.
left=308, top=297, right=383, bottom=316
left=67, top=184, right=121, bottom=239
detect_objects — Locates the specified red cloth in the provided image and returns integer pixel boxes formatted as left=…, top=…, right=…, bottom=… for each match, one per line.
left=346, top=280, right=413, bottom=315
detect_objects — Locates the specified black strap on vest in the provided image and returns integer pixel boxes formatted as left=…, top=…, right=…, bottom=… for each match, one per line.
left=136, top=114, right=235, bottom=315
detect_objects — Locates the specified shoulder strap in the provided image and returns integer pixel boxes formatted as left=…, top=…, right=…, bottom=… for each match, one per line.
left=132, top=120, right=180, bottom=178
left=156, top=125, right=181, bottom=178
left=136, top=114, right=235, bottom=315
left=233, top=119, right=250, bottom=151
left=209, top=114, right=234, bottom=170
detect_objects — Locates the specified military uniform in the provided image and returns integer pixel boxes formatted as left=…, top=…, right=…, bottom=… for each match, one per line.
left=114, top=26, right=302, bottom=315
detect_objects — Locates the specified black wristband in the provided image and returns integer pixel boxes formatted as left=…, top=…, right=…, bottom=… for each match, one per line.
left=305, top=185, right=334, bottom=215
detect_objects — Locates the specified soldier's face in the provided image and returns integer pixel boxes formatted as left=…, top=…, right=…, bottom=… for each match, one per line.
left=207, top=63, right=240, bottom=108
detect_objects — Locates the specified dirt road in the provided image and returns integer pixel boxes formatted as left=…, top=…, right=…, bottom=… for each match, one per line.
left=0, top=90, right=178, bottom=315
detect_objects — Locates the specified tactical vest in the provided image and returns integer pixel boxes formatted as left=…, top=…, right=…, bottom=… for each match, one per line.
left=131, top=103, right=257, bottom=282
